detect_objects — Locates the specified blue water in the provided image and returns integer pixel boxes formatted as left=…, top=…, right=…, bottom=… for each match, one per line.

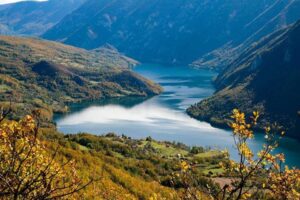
left=55, top=63, right=300, bottom=167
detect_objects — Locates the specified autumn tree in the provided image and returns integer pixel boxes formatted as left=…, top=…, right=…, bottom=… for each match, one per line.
left=0, top=109, right=91, bottom=199
left=178, top=109, right=300, bottom=200
left=220, top=109, right=300, bottom=199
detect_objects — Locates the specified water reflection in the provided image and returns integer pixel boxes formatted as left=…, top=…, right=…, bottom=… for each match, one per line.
left=55, top=64, right=300, bottom=167
left=57, top=96, right=222, bottom=132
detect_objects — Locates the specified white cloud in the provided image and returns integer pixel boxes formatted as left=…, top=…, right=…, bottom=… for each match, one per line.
left=0, top=0, right=48, bottom=5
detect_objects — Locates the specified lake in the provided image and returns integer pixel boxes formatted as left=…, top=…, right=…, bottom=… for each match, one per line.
left=55, top=63, right=300, bottom=167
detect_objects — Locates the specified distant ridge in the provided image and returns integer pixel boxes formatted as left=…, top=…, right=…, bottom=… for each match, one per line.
left=44, top=0, right=300, bottom=65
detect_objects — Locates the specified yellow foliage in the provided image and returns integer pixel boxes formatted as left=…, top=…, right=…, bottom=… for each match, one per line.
left=220, top=109, right=300, bottom=200
left=181, top=161, right=190, bottom=172
left=0, top=115, right=87, bottom=199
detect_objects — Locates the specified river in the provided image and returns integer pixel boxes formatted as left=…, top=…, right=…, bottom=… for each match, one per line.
left=54, top=63, right=300, bottom=167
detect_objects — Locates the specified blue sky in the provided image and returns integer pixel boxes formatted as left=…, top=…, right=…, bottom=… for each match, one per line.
left=0, top=0, right=47, bottom=5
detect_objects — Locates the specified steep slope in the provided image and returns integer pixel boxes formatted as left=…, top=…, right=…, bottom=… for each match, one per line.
left=44, top=0, right=300, bottom=65
left=192, top=0, right=300, bottom=70
left=0, top=0, right=86, bottom=36
left=0, top=36, right=161, bottom=119
left=187, top=21, right=300, bottom=139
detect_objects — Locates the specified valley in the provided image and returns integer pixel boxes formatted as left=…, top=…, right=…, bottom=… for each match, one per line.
left=55, top=63, right=300, bottom=167
left=1, top=0, right=300, bottom=199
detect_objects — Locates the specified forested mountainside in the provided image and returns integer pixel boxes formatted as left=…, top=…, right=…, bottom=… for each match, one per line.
left=0, top=36, right=161, bottom=120
left=0, top=0, right=86, bottom=36
left=43, top=0, right=300, bottom=65
left=187, top=21, right=300, bottom=139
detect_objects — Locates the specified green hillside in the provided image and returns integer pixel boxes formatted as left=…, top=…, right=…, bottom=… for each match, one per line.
left=0, top=36, right=162, bottom=120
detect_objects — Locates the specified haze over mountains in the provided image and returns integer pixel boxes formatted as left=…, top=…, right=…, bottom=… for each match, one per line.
left=0, top=0, right=86, bottom=35
left=43, top=0, right=300, bottom=65
left=1, top=0, right=300, bottom=66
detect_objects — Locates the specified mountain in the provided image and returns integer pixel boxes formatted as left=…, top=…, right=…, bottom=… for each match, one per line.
left=43, top=0, right=300, bottom=65
left=192, top=0, right=300, bottom=70
left=187, top=21, right=300, bottom=139
left=0, top=0, right=86, bottom=36
left=0, top=36, right=162, bottom=120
